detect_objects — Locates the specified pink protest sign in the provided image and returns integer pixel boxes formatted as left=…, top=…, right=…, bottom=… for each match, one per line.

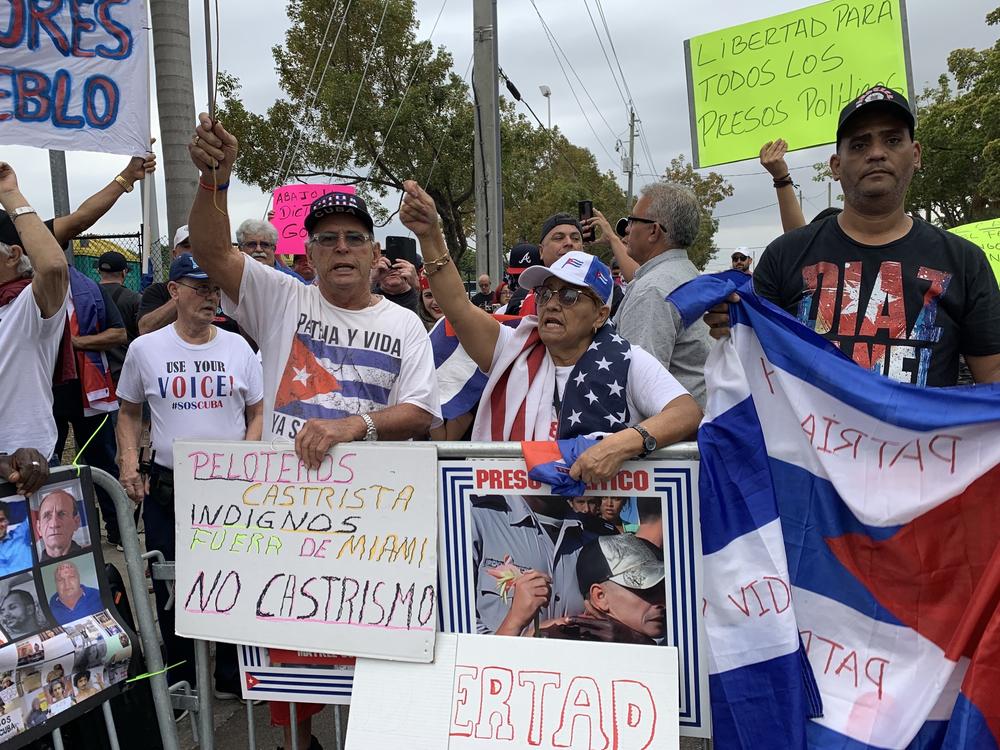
left=272, top=184, right=357, bottom=255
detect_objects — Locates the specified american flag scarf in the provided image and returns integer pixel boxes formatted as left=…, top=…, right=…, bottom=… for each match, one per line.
left=471, top=318, right=631, bottom=441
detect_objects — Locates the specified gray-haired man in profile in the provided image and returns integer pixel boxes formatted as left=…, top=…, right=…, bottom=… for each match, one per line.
left=612, top=181, right=712, bottom=408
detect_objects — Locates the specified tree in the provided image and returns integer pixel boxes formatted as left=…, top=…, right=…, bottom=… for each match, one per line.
left=813, top=7, right=1000, bottom=228
left=218, top=0, right=628, bottom=264
left=658, top=156, right=734, bottom=270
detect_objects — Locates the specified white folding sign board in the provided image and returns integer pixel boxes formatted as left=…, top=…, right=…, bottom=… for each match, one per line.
left=0, top=0, right=151, bottom=156
left=173, top=441, right=438, bottom=662
left=347, top=633, right=680, bottom=749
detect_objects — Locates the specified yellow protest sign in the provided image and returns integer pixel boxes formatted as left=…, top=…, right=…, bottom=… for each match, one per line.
left=949, top=219, right=1000, bottom=283
left=684, top=0, right=913, bottom=168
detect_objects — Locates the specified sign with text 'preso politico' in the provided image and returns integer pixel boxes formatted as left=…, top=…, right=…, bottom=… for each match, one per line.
left=347, top=634, right=680, bottom=750
left=684, top=0, right=913, bottom=167
left=173, top=441, right=438, bottom=663
left=272, top=184, right=357, bottom=255
left=0, top=0, right=151, bottom=156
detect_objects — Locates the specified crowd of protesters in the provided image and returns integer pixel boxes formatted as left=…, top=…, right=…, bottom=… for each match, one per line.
left=1, top=85, right=998, bottom=748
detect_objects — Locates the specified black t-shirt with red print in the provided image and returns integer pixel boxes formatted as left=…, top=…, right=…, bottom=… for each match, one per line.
left=753, top=216, right=1000, bottom=387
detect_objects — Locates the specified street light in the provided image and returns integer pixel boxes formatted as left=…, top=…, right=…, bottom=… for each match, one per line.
left=539, top=85, right=551, bottom=130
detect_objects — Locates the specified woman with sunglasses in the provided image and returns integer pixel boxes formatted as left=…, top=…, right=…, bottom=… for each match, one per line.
left=401, top=182, right=701, bottom=484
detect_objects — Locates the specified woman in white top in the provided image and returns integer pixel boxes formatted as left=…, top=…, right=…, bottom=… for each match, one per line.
left=400, top=181, right=701, bottom=484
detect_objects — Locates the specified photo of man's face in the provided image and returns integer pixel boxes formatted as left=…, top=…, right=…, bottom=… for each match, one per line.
left=34, top=491, right=80, bottom=559
left=1, top=590, right=40, bottom=639
left=593, top=580, right=666, bottom=639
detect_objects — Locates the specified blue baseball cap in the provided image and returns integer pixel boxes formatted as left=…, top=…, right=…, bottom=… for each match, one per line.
left=169, top=253, right=209, bottom=282
left=517, top=250, right=613, bottom=304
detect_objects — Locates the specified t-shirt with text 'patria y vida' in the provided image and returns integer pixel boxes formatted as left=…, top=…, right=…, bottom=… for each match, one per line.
left=753, top=216, right=1000, bottom=387
left=223, top=258, right=441, bottom=442
left=116, top=324, right=263, bottom=468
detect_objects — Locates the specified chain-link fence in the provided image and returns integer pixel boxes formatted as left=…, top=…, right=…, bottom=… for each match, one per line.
left=71, top=230, right=173, bottom=290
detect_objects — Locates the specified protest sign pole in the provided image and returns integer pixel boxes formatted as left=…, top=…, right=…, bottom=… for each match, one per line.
left=48, top=151, right=73, bottom=263
left=203, top=0, right=215, bottom=121
left=141, top=17, right=154, bottom=275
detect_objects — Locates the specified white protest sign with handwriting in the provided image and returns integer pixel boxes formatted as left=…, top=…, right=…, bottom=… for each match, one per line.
left=174, top=441, right=438, bottom=662
left=0, top=0, right=151, bottom=156
left=347, top=633, right=680, bottom=749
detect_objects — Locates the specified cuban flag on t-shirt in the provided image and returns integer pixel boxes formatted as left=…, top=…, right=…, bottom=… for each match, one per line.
left=273, top=332, right=399, bottom=420
left=667, top=271, right=1000, bottom=749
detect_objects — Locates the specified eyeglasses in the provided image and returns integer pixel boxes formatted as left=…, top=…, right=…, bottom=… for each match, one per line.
left=533, top=286, right=601, bottom=307
left=240, top=240, right=274, bottom=250
left=309, top=231, right=372, bottom=249
left=615, top=216, right=664, bottom=237
left=176, top=281, right=222, bottom=298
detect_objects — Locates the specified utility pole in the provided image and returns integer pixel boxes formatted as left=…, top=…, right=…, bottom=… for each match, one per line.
left=48, top=150, right=73, bottom=262
left=150, top=0, right=199, bottom=243
left=625, top=108, right=636, bottom=212
left=472, top=0, right=503, bottom=285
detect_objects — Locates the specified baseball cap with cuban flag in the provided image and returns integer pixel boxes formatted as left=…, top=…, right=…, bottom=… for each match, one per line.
left=517, top=250, right=613, bottom=305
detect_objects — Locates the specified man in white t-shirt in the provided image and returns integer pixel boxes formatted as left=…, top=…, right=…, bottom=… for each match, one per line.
left=0, top=163, right=69, bottom=460
left=186, top=115, right=441, bottom=749
left=115, top=253, right=263, bottom=699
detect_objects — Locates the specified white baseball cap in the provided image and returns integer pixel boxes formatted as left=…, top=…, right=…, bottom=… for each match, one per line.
left=517, top=251, right=614, bottom=304
left=173, top=225, right=190, bottom=248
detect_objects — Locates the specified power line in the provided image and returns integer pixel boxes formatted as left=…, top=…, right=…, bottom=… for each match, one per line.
left=526, top=0, right=620, bottom=167
left=331, top=0, right=393, bottom=173
left=362, top=0, right=450, bottom=185
left=581, top=0, right=629, bottom=112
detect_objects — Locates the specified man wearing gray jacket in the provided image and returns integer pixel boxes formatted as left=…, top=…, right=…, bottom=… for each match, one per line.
left=613, top=181, right=711, bottom=408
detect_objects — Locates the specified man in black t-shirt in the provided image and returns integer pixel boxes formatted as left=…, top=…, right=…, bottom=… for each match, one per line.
left=470, top=274, right=493, bottom=308
left=709, top=86, right=1000, bottom=386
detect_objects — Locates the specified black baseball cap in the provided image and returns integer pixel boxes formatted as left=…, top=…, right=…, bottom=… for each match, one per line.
left=539, top=213, right=583, bottom=245
left=836, top=86, right=915, bottom=144
left=97, top=251, right=128, bottom=272
left=576, top=534, right=665, bottom=596
left=505, top=243, right=542, bottom=275
left=303, top=191, right=374, bottom=235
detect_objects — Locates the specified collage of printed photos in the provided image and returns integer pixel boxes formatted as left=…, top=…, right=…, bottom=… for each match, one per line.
left=0, top=474, right=132, bottom=743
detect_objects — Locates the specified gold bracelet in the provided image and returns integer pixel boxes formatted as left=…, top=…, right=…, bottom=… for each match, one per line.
left=114, top=175, right=134, bottom=193
left=423, top=254, right=452, bottom=276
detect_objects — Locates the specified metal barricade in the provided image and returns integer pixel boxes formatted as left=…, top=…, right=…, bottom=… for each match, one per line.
left=91, top=467, right=182, bottom=750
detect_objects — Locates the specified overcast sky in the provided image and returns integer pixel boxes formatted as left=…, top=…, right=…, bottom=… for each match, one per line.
left=3, top=0, right=996, bottom=272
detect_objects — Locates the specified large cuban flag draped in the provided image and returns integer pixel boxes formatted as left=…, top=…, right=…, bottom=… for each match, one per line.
left=668, top=271, right=1000, bottom=749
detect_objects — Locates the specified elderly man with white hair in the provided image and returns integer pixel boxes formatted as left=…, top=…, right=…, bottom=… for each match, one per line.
left=612, top=181, right=712, bottom=409
left=0, top=163, right=69, bottom=461
left=235, top=218, right=304, bottom=282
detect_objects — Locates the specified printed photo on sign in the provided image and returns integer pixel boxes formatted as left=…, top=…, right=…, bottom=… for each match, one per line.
left=470, top=494, right=666, bottom=643
left=40, top=555, right=103, bottom=626
left=70, top=666, right=106, bottom=701
left=437, top=458, right=711, bottom=738
left=29, top=480, right=91, bottom=564
left=0, top=573, right=49, bottom=643
left=65, top=618, right=108, bottom=672
left=0, top=498, right=35, bottom=578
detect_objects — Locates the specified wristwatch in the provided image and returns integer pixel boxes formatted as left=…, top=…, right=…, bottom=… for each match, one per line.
left=114, top=175, right=134, bottom=193
left=631, top=424, right=658, bottom=458
left=361, top=413, right=378, bottom=442
left=8, top=206, right=37, bottom=221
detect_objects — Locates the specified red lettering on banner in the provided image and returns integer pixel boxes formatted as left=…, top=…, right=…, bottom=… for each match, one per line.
left=760, top=357, right=776, bottom=395
left=800, top=630, right=890, bottom=700
left=726, top=577, right=792, bottom=618
left=449, top=668, right=656, bottom=748
left=796, top=412, right=962, bottom=474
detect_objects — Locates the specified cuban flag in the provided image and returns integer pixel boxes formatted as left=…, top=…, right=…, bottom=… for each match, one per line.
left=522, top=437, right=599, bottom=496
left=429, top=315, right=521, bottom=420
left=668, top=271, right=1000, bottom=749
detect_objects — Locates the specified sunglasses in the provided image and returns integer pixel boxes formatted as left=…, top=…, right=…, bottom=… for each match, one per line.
left=614, top=216, right=664, bottom=238
left=533, top=286, right=601, bottom=307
